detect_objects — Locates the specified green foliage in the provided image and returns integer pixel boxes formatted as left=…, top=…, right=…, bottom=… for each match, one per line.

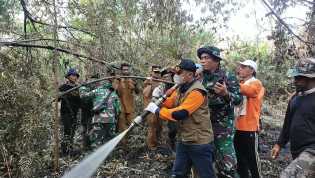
left=0, top=0, right=13, bottom=22
left=0, top=51, right=51, bottom=177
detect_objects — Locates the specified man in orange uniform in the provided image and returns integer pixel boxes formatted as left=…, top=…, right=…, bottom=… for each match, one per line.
left=145, top=59, right=215, bottom=178
left=234, top=60, right=265, bottom=178
left=116, top=63, right=139, bottom=144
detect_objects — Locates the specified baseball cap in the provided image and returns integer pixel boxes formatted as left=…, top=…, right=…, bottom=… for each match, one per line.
left=178, top=59, right=197, bottom=72
left=239, top=60, right=257, bottom=72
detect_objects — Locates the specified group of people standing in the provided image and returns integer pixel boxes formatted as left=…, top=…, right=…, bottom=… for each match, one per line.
left=144, top=46, right=265, bottom=178
left=58, top=63, right=139, bottom=155
left=58, top=45, right=315, bottom=178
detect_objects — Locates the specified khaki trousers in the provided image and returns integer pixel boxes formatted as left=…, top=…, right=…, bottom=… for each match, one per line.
left=146, top=113, right=162, bottom=149
left=118, top=112, right=134, bottom=145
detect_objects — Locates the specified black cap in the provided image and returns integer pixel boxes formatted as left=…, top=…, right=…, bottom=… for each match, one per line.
left=178, top=59, right=197, bottom=72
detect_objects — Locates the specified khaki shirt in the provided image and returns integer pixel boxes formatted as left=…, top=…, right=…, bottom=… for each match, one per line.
left=116, top=78, right=137, bottom=113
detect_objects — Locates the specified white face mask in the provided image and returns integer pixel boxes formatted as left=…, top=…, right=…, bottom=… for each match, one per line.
left=173, top=74, right=183, bottom=84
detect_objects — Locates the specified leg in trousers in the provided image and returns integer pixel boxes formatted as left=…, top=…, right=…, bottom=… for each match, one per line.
left=234, top=131, right=261, bottom=178
left=214, top=135, right=237, bottom=178
left=280, top=149, right=315, bottom=178
left=147, top=113, right=159, bottom=149
left=118, top=112, right=134, bottom=146
left=190, top=143, right=216, bottom=178
left=172, top=142, right=192, bottom=178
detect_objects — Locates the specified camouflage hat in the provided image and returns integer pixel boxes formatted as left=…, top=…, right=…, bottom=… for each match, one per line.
left=197, top=46, right=222, bottom=61
left=287, top=57, right=315, bottom=78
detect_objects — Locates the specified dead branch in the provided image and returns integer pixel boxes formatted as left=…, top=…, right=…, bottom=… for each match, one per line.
left=19, top=0, right=96, bottom=37
left=0, top=41, right=108, bottom=65
left=261, top=0, right=315, bottom=45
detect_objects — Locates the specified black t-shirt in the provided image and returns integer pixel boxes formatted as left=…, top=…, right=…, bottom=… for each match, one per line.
left=59, top=83, right=81, bottom=116
left=277, top=92, right=315, bottom=158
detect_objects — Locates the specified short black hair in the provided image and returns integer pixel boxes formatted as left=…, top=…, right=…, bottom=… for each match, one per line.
left=120, top=63, right=130, bottom=69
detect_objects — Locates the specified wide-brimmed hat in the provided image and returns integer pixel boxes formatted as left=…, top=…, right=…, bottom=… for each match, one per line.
left=287, top=57, right=315, bottom=78
left=197, top=46, right=222, bottom=61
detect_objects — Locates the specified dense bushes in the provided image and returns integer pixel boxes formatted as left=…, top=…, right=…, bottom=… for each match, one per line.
left=0, top=52, right=52, bottom=177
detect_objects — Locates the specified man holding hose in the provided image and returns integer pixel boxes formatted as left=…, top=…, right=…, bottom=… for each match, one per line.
left=145, top=59, right=215, bottom=178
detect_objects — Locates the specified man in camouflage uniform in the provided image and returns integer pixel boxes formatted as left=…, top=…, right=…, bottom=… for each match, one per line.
left=197, top=46, right=243, bottom=178
left=79, top=74, right=100, bottom=150
left=81, top=80, right=121, bottom=149
left=271, top=57, right=315, bottom=178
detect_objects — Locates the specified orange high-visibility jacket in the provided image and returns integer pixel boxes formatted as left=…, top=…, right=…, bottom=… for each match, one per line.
left=235, top=78, right=265, bottom=131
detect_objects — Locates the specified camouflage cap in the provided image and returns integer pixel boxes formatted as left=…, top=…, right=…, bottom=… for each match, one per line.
left=287, top=57, right=315, bottom=78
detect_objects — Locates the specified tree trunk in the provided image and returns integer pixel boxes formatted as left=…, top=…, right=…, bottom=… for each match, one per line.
left=307, top=0, right=315, bottom=55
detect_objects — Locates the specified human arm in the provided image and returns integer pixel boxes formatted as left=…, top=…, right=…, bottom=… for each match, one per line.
left=146, top=90, right=206, bottom=121
left=225, top=72, right=243, bottom=105
left=272, top=100, right=293, bottom=159
left=129, top=79, right=140, bottom=94
left=240, top=80, right=262, bottom=98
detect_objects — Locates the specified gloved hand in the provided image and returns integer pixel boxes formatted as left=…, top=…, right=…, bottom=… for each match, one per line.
left=145, top=102, right=159, bottom=114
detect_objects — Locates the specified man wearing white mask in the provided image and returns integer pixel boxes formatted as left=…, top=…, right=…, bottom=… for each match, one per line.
left=234, top=59, right=265, bottom=178
left=145, top=59, right=215, bottom=178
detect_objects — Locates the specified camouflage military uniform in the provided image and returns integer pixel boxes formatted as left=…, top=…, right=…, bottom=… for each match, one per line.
left=202, top=67, right=243, bottom=178
left=81, top=82, right=121, bottom=149
left=280, top=149, right=315, bottom=178
left=79, top=85, right=94, bottom=149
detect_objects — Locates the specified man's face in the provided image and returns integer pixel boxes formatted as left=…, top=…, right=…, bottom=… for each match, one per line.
left=294, top=76, right=309, bottom=92
left=151, top=71, right=161, bottom=79
left=178, top=70, right=193, bottom=83
left=199, top=53, right=219, bottom=71
left=162, top=73, right=172, bottom=82
left=121, top=66, right=130, bottom=75
left=68, top=75, right=78, bottom=83
left=238, top=64, right=254, bottom=79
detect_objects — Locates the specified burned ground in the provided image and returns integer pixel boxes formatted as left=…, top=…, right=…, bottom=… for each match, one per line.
left=57, top=101, right=291, bottom=178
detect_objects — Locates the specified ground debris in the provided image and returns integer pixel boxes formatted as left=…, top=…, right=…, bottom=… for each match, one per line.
left=53, top=103, right=291, bottom=178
